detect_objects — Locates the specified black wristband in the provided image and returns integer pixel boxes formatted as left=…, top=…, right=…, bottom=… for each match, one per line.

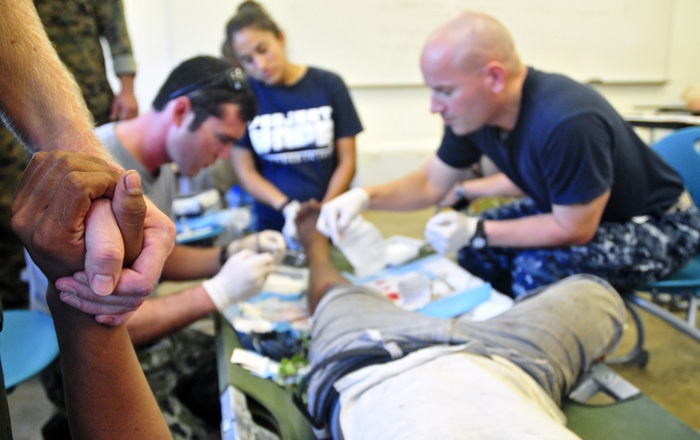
left=219, top=246, right=228, bottom=266
left=277, top=198, right=292, bottom=212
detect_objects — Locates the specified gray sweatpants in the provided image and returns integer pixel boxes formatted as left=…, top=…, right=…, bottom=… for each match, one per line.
left=309, top=274, right=626, bottom=406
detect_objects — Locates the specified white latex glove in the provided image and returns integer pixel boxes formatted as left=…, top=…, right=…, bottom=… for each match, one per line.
left=202, top=249, right=275, bottom=310
left=282, top=200, right=302, bottom=249
left=228, top=230, right=286, bottom=263
left=424, top=211, right=479, bottom=255
left=316, top=188, right=370, bottom=244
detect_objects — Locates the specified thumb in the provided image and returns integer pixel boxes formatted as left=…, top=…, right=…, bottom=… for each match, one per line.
left=84, top=199, right=124, bottom=296
left=112, top=171, right=146, bottom=266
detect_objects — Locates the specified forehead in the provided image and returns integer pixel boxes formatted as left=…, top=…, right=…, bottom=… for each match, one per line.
left=421, top=41, right=475, bottom=87
left=232, top=27, right=278, bottom=54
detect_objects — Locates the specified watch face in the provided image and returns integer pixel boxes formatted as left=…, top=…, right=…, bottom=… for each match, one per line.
left=471, top=236, right=487, bottom=249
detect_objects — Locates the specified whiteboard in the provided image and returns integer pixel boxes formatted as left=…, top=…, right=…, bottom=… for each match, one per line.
left=163, top=0, right=674, bottom=87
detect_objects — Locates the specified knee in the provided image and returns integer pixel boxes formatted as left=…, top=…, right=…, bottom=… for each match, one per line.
left=548, top=274, right=626, bottom=323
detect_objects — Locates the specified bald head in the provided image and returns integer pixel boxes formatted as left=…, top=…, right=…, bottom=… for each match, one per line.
left=422, top=11, right=522, bottom=74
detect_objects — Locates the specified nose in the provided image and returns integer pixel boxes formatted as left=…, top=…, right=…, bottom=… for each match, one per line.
left=429, top=94, right=445, bottom=114
left=253, top=54, right=267, bottom=72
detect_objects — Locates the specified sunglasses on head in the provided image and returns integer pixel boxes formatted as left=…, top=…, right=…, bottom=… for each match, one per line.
left=168, top=67, right=249, bottom=100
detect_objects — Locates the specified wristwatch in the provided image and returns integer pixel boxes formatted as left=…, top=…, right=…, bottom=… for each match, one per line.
left=455, top=182, right=467, bottom=201
left=452, top=182, right=471, bottom=211
left=469, top=219, right=487, bottom=249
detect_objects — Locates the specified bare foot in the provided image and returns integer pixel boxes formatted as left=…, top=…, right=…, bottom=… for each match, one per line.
left=295, top=199, right=325, bottom=250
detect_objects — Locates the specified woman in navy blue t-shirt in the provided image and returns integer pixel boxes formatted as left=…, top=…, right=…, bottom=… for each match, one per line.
left=222, top=1, right=363, bottom=242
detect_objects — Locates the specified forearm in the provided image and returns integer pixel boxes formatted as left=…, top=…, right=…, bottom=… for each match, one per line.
left=462, top=173, right=524, bottom=199
left=237, top=167, right=289, bottom=210
left=126, top=286, right=216, bottom=346
left=484, top=214, right=593, bottom=248
left=322, top=158, right=356, bottom=203
left=118, top=74, right=136, bottom=96
left=47, top=287, right=170, bottom=439
left=0, top=0, right=108, bottom=160
left=365, top=170, right=443, bottom=211
left=160, top=245, right=221, bottom=281
left=322, top=137, right=357, bottom=203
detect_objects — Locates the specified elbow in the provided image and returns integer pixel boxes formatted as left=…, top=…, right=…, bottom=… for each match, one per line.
left=563, top=227, right=597, bottom=246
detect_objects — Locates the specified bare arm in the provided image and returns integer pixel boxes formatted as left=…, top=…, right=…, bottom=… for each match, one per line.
left=365, top=155, right=464, bottom=210
left=484, top=191, right=610, bottom=248
left=461, top=172, right=525, bottom=199
left=439, top=172, right=524, bottom=208
left=0, top=0, right=108, bottom=160
left=12, top=153, right=171, bottom=439
left=159, top=245, right=222, bottom=281
left=126, top=285, right=216, bottom=346
left=1, top=0, right=174, bottom=319
left=321, top=136, right=357, bottom=203
left=232, top=147, right=289, bottom=210
left=47, top=284, right=170, bottom=440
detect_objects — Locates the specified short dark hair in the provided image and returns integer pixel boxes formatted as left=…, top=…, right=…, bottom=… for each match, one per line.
left=151, top=56, right=257, bottom=131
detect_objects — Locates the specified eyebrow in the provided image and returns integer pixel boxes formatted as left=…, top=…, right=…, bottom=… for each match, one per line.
left=217, top=133, right=238, bottom=144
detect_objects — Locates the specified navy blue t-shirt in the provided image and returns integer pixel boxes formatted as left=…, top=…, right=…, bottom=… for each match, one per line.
left=437, top=68, right=683, bottom=222
left=236, top=67, right=363, bottom=230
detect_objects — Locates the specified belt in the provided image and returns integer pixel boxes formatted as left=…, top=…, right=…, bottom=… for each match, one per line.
left=665, top=190, right=694, bottom=214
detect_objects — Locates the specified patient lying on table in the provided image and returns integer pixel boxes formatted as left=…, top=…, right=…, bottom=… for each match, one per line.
left=294, top=200, right=626, bottom=439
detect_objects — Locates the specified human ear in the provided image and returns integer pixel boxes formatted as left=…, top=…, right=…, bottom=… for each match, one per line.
left=171, top=97, right=192, bottom=127
left=483, top=62, right=506, bottom=94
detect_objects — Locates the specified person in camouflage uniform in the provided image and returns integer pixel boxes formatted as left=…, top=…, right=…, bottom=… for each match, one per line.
left=0, top=0, right=139, bottom=310
left=0, top=125, right=31, bottom=310
left=33, top=0, right=139, bottom=125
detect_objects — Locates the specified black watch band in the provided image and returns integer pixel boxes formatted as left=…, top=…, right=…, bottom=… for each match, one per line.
left=278, top=199, right=292, bottom=212
left=455, top=182, right=467, bottom=201
left=219, top=246, right=228, bottom=266
left=469, top=219, right=487, bottom=249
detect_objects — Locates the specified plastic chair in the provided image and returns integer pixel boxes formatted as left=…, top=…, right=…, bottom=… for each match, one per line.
left=0, top=309, right=59, bottom=391
left=611, top=127, right=700, bottom=367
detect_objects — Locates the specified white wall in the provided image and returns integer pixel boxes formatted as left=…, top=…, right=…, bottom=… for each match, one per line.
left=113, top=0, right=700, bottom=182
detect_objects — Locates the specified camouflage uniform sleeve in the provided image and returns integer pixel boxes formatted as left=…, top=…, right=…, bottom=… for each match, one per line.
left=95, top=0, right=137, bottom=76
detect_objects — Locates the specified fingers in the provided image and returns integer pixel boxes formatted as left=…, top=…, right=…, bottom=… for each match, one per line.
left=245, top=252, right=276, bottom=290
left=251, top=251, right=276, bottom=275
left=110, top=102, right=119, bottom=121
left=56, top=270, right=147, bottom=326
left=425, top=212, right=450, bottom=254
left=12, top=152, right=124, bottom=282
left=113, top=198, right=175, bottom=294
left=58, top=282, right=145, bottom=315
left=112, top=171, right=146, bottom=266
left=316, top=204, right=340, bottom=244
left=316, top=189, right=368, bottom=244
left=257, top=230, right=286, bottom=263
left=84, top=199, right=125, bottom=296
